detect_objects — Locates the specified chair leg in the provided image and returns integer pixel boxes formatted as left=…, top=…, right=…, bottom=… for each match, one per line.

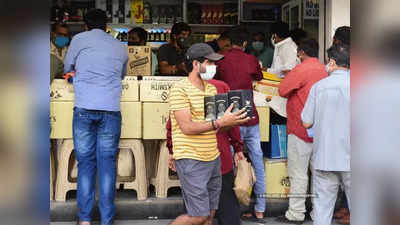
left=55, top=139, right=76, bottom=202
left=121, top=140, right=148, bottom=200
left=154, top=141, right=169, bottom=198
left=50, top=148, right=55, bottom=200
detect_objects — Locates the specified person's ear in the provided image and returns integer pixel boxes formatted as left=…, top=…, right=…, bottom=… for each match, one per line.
left=243, top=41, right=248, bottom=48
left=84, top=25, right=89, bottom=31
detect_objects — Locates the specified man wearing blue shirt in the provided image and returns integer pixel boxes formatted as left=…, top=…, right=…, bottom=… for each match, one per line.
left=64, top=9, right=128, bottom=225
left=301, top=44, right=350, bottom=225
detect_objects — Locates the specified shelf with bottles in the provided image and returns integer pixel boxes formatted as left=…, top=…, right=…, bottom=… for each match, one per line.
left=187, top=2, right=239, bottom=26
left=240, top=0, right=281, bottom=23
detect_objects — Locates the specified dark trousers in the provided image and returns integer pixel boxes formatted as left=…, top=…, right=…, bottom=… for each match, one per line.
left=216, top=170, right=241, bottom=225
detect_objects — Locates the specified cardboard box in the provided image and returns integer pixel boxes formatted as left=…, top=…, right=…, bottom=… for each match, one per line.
left=142, top=76, right=185, bottom=81
left=142, top=103, right=169, bottom=139
left=127, top=46, right=152, bottom=76
left=257, top=106, right=270, bottom=142
left=51, top=78, right=139, bottom=102
left=254, top=79, right=281, bottom=96
left=121, top=77, right=139, bottom=102
left=264, top=159, right=290, bottom=198
left=228, top=90, right=254, bottom=117
left=50, top=102, right=142, bottom=139
left=121, top=102, right=142, bottom=138
left=50, top=101, right=74, bottom=139
left=204, top=96, right=216, bottom=121
left=140, top=80, right=178, bottom=102
left=50, top=79, right=75, bottom=102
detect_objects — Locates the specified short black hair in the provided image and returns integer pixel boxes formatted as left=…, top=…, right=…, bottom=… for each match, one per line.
left=327, top=44, right=350, bottom=68
left=129, top=27, right=148, bottom=43
left=271, top=21, right=290, bottom=39
left=51, top=22, right=68, bottom=33
left=229, top=27, right=249, bottom=46
left=290, top=28, right=307, bottom=46
left=298, top=39, right=319, bottom=58
left=84, top=9, right=107, bottom=31
left=334, top=26, right=351, bottom=46
left=219, top=30, right=231, bottom=41
left=171, top=22, right=191, bottom=40
left=253, top=32, right=265, bottom=41
left=184, top=57, right=206, bottom=73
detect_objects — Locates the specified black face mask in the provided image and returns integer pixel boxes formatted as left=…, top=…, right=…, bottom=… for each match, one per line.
left=177, top=37, right=190, bottom=49
left=128, top=41, right=141, bottom=46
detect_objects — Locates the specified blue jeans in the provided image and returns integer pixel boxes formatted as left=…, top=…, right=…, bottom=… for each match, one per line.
left=73, top=107, right=121, bottom=225
left=240, top=124, right=266, bottom=213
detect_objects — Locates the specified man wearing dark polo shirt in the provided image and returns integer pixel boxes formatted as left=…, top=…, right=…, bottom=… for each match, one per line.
left=157, top=22, right=191, bottom=76
left=215, top=28, right=266, bottom=223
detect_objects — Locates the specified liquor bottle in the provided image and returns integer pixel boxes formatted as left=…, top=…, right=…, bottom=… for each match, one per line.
left=118, top=0, right=125, bottom=23
left=152, top=5, right=159, bottom=24
left=159, top=6, right=167, bottom=24
left=212, top=5, right=218, bottom=24
left=206, top=5, right=213, bottom=24
left=175, top=5, right=183, bottom=23
left=201, top=5, right=207, bottom=24
left=231, top=6, right=238, bottom=25
left=160, top=29, right=166, bottom=42
left=106, top=0, right=113, bottom=23
left=218, top=5, right=224, bottom=24
left=167, top=7, right=174, bottom=24
left=143, top=1, right=152, bottom=24
left=223, top=5, right=230, bottom=24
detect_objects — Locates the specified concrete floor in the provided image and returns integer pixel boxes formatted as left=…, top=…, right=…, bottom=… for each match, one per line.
left=51, top=218, right=341, bottom=225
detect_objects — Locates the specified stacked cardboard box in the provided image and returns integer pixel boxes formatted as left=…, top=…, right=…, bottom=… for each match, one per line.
left=126, top=46, right=152, bottom=76
left=50, top=77, right=142, bottom=139
left=264, top=158, right=290, bottom=198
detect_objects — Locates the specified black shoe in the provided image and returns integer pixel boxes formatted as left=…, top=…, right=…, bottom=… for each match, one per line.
left=275, top=215, right=304, bottom=224
left=241, top=212, right=267, bottom=224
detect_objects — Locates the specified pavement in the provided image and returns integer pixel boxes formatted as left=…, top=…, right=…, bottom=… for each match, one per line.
left=51, top=218, right=342, bottom=225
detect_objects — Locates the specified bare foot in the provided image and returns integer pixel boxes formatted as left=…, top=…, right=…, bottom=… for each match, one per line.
left=79, top=221, right=90, bottom=225
left=255, top=212, right=264, bottom=219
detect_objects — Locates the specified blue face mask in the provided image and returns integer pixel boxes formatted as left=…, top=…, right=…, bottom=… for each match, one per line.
left=252, top=41, right=265, bottom=52
left=54, top=36, right=69, bottom=48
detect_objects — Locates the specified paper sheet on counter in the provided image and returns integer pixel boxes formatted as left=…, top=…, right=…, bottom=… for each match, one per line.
left=253, top=91, right=287, bottom=118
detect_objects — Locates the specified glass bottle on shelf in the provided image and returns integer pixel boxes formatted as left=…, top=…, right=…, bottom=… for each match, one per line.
left=223, top=5, right=231, bottom=24
left=231, top=6, right=238, bottom=24
left=143, top=2, right=152, bottom=24
left=201, top=5, right=207, bottom=24
left=152, top=5, right=159, bottom=24
left=175, top=5, right=183, bottom=23
left=159, top=6, right=167, bottom=24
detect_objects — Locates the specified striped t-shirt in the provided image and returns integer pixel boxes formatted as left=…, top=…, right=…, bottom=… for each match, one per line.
left=169, top=78, right=219, bottom=161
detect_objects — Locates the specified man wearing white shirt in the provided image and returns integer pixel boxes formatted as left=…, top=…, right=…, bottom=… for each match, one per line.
left=301, top=44, right=351, bottom=225
left=267, top=22, right=299, bottom=78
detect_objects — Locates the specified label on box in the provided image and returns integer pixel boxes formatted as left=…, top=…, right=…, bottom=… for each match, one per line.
left=204, top=96, right=216, bottom=121
left=50, top=79, right=74, bottom=102
left=127, top=46, right=152, bottom=76
left=142, top=76, right=185, bottom=81
left=140, top=80, right=177, bottom=102
left=142, top=103, right=169, bottom=139
left=254, top=79, right=280, bottom=96
left=215, top=93, right=228, bottom=119
left=121, top=78, right=139, bottom=102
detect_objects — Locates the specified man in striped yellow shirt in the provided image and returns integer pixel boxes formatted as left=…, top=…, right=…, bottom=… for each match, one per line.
left=168, top=43, right=251, bottom=225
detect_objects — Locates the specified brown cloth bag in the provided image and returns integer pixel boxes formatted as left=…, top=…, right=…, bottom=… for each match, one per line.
left=233, top=159, right=256, bottom=206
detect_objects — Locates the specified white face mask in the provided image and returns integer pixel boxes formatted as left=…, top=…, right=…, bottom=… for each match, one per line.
left=325, top=62, right=333, bottom=73
left=200, top=65, right=217, bottom=80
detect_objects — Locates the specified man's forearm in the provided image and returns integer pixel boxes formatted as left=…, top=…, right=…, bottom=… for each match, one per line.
left=179, top=120, right=214, bottom=135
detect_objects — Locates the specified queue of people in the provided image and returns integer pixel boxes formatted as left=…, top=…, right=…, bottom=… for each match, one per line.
left=51, top=7, right=351, bottom=225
